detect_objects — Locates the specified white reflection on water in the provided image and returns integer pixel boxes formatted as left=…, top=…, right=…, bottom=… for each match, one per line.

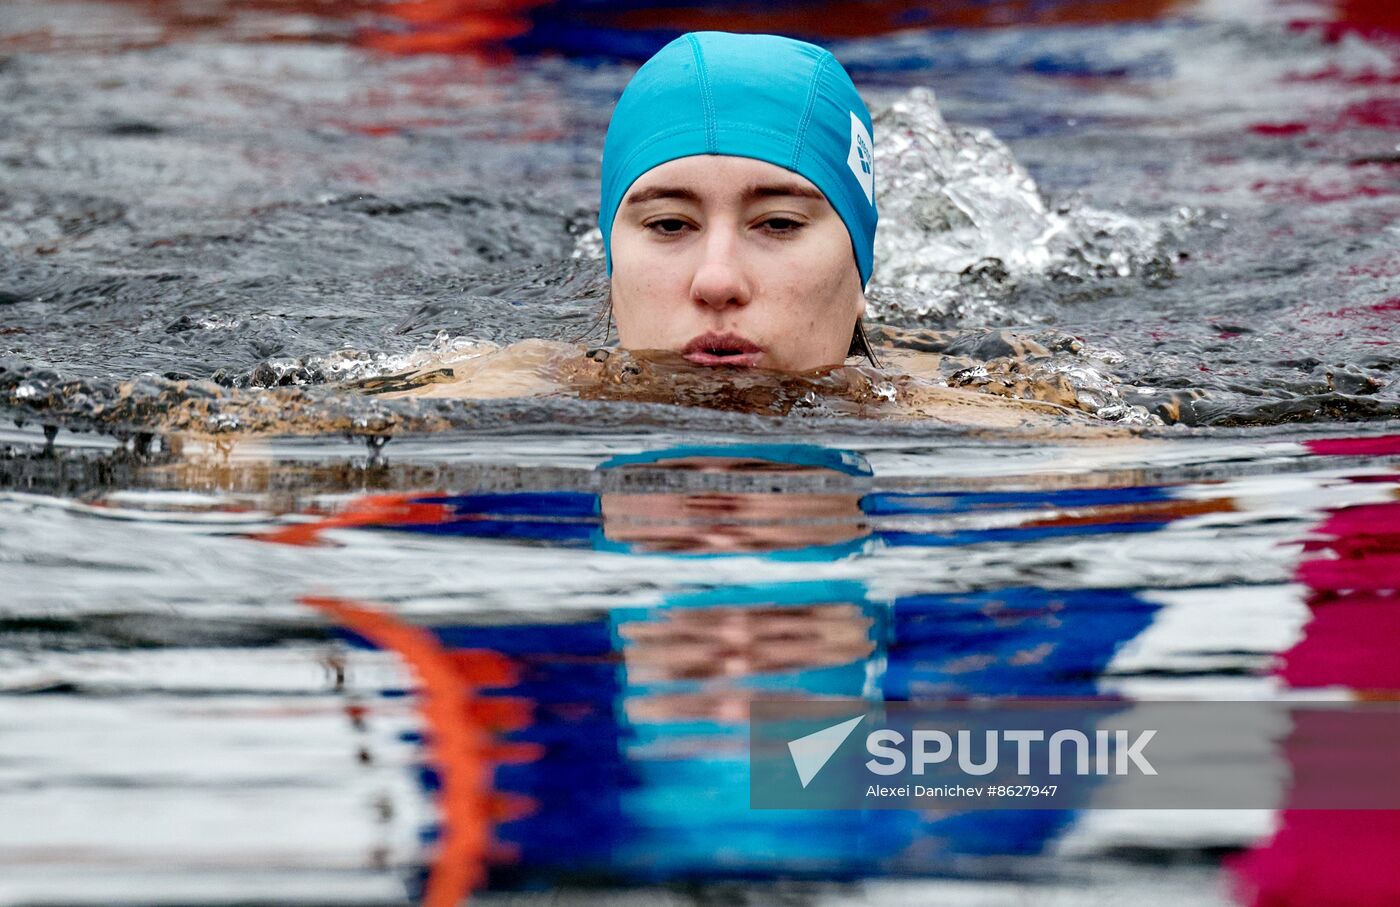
left=3, top=425, right=1398, bottom=902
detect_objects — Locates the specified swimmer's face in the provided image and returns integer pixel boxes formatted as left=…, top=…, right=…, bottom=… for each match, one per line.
left=608, top=155, right=866, bottom=372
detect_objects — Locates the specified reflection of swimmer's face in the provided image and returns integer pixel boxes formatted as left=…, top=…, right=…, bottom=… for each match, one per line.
left=608, top=155, right=866, bottom=373
left=600, top=490, right=866, bottom=553
left=619, top=603, right=876, bottom=685
left=598, top=456, right=867, bottom=554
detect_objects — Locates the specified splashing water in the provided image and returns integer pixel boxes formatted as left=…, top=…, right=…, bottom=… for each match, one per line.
left=2, top=2, right=1397, bottom=438
left=867, top=86, right=1179, bottom=324
left=871, top=86, right=1073, bottom=284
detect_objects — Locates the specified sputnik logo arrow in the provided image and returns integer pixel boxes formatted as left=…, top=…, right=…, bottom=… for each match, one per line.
left=788, top=715, right=864, bottom=788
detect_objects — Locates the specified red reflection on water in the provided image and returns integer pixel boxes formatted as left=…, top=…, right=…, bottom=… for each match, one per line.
left=258, top=498, right=547, bottom=903
left=1247, top=122, right=1309, bottom=136
left=1289, top=0, right=1400, bottom=42
left=1341, top=97, right=1400, bottom=130
left=1285, top=501, right=1400, bottom=687
left=33, top=0, right=1187, bottom=55
left=260, top=496, right=545, bottom=907
left=597, top=0, right=1183, bottom=38
left=1285, top=65, right=1400, bottom=87
left=1292, top=298, right=1399, bottom=347
left=300, top=596, right=540, bottom=907
left=1020, top=496, right=1236, bottom=529
left=255, top=493, right=455, bottom=546
left=1254, top=0, right=1400, bottom=142
left=1314, top=297, right=1400, bottom=321
left=1228, top=463, right=1400, bottom=907
left=1335, top=0, right=1400, bottom=33
left=1306, top=434, right=1400, bottom=457
left=360, top=0, right=551, bottom=56
left=1247, top=176, right=1398, bottom=204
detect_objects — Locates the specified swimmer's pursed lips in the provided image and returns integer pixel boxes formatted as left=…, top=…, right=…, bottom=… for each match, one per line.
left=683, top=331, right=765, bottom=368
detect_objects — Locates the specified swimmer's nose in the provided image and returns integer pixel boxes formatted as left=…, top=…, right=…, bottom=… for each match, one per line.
left=690, top=229, right=751, bottom=311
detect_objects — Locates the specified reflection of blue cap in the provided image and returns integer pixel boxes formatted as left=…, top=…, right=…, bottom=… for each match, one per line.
left=598, top=443, right=872, bottom=477
left=599, top=31, right=879, bottom=285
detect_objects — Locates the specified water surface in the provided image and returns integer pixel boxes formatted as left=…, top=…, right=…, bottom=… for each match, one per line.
left=2, top=1, right=1400, bottom=905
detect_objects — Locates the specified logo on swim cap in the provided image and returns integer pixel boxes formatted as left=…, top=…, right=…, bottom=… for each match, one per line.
left=847, top=111, right=875, bottom=206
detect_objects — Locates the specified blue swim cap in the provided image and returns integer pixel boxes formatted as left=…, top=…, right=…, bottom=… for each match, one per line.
left=597, top=443, right=872, bottom=477
left=599, top=31, right=878, bottom=286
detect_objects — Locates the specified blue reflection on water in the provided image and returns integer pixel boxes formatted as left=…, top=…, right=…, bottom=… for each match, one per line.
left=322, top=444, right=1172, bottom=888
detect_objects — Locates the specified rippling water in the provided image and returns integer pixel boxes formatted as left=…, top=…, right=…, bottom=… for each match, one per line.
left=2, top=0, right=1398, bottom=430
left=3, top=425, right=1400, bottom=905
left=3, top=1, right=1400, bottom=905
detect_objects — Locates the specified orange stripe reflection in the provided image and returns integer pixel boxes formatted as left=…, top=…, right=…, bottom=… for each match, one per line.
left=302, top=596, right=540, bottom=907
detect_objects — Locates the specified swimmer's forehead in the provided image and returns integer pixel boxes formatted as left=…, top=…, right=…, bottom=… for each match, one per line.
left=620, top=156, right=830, bottom=208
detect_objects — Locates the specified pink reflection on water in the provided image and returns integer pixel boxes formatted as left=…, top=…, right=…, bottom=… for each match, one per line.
left=1229, top=440, right=1400, bottom=907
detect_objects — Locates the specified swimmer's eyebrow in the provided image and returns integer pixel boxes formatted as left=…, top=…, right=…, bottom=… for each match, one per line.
left=621, top=182, right=826, bottom=207
left=740, top=182, right=826, bottom=203
left=622, top=186, right=702, bottom=206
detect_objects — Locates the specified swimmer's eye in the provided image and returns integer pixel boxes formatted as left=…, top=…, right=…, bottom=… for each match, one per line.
left=645, top=218, right=692, bottom=236
left=758, top=216, right=805, bottom=235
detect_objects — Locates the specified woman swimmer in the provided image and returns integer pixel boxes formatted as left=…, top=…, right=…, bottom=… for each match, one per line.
left=598, top=31, right=881, bottom=372
left=366, top=38, right=1096, bottom=430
